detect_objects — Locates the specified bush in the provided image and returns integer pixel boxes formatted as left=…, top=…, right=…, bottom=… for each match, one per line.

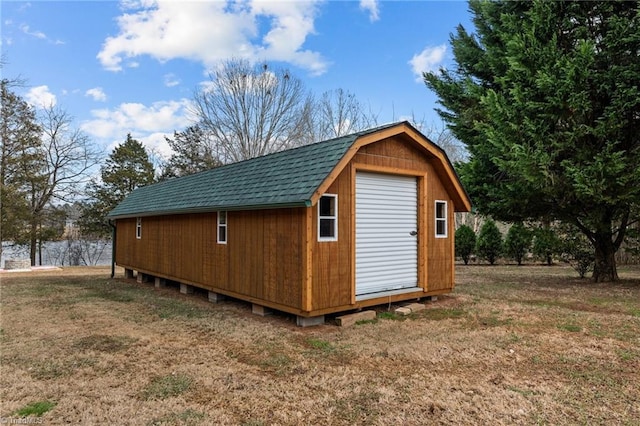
left=532, top=226, right=562, bottom=265
left=455, top=225, right=477, bottom=265
left=503, top=222, right=532, bottom=265
left=476, top=220, right=503, bottom=265
left=560, top=227, right=594, bottom=278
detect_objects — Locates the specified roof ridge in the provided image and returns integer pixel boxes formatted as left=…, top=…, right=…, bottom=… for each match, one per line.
left=107, top=121, right=410, bottom=218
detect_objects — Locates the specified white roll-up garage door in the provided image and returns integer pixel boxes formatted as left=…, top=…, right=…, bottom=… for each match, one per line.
left=355, top=172, right=418, bottom=296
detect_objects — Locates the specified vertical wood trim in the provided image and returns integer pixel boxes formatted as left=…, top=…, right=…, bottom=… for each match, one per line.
left=450, top=197, right=456, bottom=289
left=350, top=162, right=357, bottom=305
left=303, top=206, right=313, bottom=312
left=418, top=174, right=427, bottom=291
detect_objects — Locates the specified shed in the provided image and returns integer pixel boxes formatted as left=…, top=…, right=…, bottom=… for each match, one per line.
left=108, top=121, right=471, bottom=325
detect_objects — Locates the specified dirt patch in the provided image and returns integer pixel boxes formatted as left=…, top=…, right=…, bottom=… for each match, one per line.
left=1, top=265, right=639, bottom=424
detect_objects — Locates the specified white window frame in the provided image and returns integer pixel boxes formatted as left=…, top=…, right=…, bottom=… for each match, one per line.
left=318, top=194, right=338, bottom=242
left=435, top=200, right=448, bottom=238
left=136, top=217, right=142, bottom=239
left=217, top=211, right=227, bottom=244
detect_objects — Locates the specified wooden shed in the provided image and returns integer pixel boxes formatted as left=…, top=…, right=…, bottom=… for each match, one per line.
left=108, top=122, right=471, bottom=325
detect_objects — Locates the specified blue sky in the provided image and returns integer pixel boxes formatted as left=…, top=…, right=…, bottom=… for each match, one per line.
left=2, top=0, right=472, bottom=158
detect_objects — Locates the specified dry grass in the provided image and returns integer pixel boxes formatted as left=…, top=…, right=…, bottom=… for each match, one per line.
left=1, top=264, right=639, bottom=425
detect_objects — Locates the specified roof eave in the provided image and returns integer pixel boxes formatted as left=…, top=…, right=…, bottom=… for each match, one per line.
left=107, top=200, right=312, bottom=220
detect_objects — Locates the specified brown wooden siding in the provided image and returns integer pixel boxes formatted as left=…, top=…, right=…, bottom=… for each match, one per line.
left=425, top=177, right=455, bottom=292
left=115, top=208, right=305, bottom=311
left=311, top=167, right=353, bottom=311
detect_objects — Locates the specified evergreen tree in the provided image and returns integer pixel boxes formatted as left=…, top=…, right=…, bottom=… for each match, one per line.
left=0, top=80, right=42, bottom=258
left=476, top=220, right=503, bottom=265
left=560, top=224, right=595, bottom=279
left=532, top=226, right=561, bottom=266
left=80, top=135, right=155, bottom=237
left=160, top=125, right=221, bottom=179
left=424, top=1, right=640, bottom=281
left=503, top=222, right=532, bottom=266
left=455, top=224, right=476, bottom=265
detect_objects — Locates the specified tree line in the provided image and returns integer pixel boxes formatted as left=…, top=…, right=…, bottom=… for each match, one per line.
left=455, top=220, right=610, bottom=278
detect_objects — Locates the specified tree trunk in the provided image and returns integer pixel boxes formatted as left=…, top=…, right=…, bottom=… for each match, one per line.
left=29, top=221, right=37, bottom=267
left=592, top=233, right=618, bottom=282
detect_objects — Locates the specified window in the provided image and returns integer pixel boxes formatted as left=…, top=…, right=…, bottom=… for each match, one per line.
left=318, top=194, right=337, bottom=241
left=435, top=201, right=447, bottom=238
left=136, top=217, right=142, bottom=239
left=217, top=211, right=227, bottom=244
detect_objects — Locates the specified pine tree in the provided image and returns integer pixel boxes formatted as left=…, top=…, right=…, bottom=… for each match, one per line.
left=160, top=125, right=221, bottom=179
left=532, top=226, right=561, bottom=266
left=424, top=1, right=640, bottom=281
left=476, top=220, right=503, bottom=265
left=80, top=135, right=155, bottom=237
left=503, top=222, right=532, bottom=266
left=455, top=224, right=476, bottom=265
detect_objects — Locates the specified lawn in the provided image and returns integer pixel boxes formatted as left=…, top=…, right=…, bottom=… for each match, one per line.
left=1, top=264, right=639, bottom=425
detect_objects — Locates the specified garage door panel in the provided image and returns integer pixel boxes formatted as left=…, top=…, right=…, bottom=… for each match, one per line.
left=355, top=172, right=418, bottom=296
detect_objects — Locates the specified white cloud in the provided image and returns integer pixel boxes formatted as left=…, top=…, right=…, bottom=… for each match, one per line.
left=409, top=44, right=447, bottom=82
left=20, top=23, right=64, bottom=44
left=163, top=73, right=180, bottom=87
left=85, top=87, right=107, bottom=102
left=359, top=0, right=379, bottom=22
left=25, top=85, right=57, bottom=107
left=97, top=0, right=327, bottom=76
left=81, top=99, right=193, bottom=157
left=20, top=24, right=46, bottom=39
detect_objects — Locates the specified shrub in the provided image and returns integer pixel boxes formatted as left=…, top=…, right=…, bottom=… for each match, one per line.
left=476, top=220, right=503, bottom=265
left=455, top=225, right=477, bottom=265
left=560, top=228, right=594, bottom=278
left=532, top=226, right=562, bottom=265
left=503, top=222, right=532, bottom=265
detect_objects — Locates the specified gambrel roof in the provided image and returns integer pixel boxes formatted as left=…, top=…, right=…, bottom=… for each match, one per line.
left=108, top=121, right=471, bottom=219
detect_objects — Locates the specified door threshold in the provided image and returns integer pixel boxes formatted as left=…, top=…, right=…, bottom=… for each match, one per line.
left=355, top=287, right=421, bottom=302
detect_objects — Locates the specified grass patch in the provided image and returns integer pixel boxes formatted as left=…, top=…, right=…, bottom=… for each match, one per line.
left=628, top=307, right=640, bottom=318
left=141, top=374, right=194, bottom=400
left=334, top=390, right=381, bottom=423
left=558, top=322, right=582, bottom=333
left=476, top=313, right=513, bottom=327
left=303, top=337, right=351, bottom=365
left=507, top=386, right=537, bottom=397
left=144, top=296, right=208, bottom=319
left=148, top=409, right=206, bottom=426
left=617, top=348, right=638, bottom=361
left=30, top=357, right=96, bottom=380
left=421, top=307, right=466, bottom=321
left=15, top=400, right=56, bottom=417
left=377, top=311, right=405, bottom=321
left=73, top=334, right=137, bottom=353
left=306, top=338, right=335, bottom=352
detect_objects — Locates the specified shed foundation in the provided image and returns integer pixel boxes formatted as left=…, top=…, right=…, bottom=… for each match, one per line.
left=296, top=315, right=325, bottom=327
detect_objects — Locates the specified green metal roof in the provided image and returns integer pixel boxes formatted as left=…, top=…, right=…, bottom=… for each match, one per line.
left=108, top=122, right=402, bottom=219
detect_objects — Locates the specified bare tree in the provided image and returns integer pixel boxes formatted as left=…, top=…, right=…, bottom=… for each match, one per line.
left=312, top=88, right=378, bottom=140
left=403, top=115, right=468, bottom=164
left=191, top=59, right=314, bottom=163
left=19, top=105, right=101, bottom=265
